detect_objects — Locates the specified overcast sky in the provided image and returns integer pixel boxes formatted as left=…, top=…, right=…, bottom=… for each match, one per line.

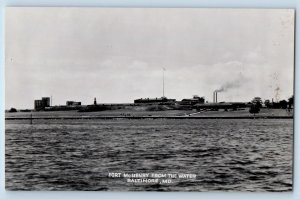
left=5, top=8, right=295, bottom=109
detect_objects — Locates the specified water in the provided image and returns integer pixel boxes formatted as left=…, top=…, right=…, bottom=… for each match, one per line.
left=5, top=119, right=293, bottom=191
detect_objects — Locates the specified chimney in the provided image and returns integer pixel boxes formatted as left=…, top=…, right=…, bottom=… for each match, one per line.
left=216, top=92, right=218, bottom=103
left=213, top=92, right=215, bottom=103
left=213, top=91, right=216, bottom=103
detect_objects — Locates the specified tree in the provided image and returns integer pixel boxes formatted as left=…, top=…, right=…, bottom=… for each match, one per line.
left=249, top=104, right=260, bottom=116
left=279, top=100, right=288, bottom=109
left=8, top=107, right=17, bottom=113
left=264, top=99, right=271, bottom=108
left=288, top=95, right=294, bottom=109
left=251, top=97, right=263, bottom=108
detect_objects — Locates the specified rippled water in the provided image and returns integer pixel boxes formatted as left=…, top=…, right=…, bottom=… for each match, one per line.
left=5, top=119, right=293, bottom=191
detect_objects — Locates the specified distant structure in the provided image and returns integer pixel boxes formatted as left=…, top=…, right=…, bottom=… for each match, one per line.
left=94, top=98, right=97, bottom=105
left=66, top=101, right=81, bottom=106
left=134, top=96, right=176, bottom=105
left=134, top=68, right=176, bottom=105
left=34, top=97, right=50, bottom=111
left=194, top=102, right=248, bottom=111
left=213, top=91, right=218, bottom=103
left=162, top=67, right=166, bottom=97
left=180, top=95, right=205, bottom=105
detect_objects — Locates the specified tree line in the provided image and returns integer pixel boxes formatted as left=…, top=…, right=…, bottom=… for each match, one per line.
left=249, top=95, right=294, bottom=115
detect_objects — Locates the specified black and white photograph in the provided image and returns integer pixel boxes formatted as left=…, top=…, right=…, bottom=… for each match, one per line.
left=5, top=7, right=295, bottom=191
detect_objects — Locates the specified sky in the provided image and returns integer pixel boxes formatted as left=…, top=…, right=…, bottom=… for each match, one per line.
left=5, top=7, right=295, bottom=109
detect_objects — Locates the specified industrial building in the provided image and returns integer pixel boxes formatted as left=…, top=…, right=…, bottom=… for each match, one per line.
left=34, top=97, right=50, bottom=111
left=190, top=91, right=249, bottom=111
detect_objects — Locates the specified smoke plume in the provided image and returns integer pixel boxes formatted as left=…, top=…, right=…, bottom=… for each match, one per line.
left=215, top=73, right=245, bottom=93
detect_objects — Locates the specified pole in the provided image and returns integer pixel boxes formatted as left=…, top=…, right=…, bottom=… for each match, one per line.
left=162, top=67, right=166, bottom=97
left=163, top=69, right=164, bottom=97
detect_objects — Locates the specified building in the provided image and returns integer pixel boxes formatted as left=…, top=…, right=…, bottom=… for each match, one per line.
left=194, top=102, right=248, bottom=111
left=34, top=97, right=50, bottom=110
left=42, top=97, right=50, bottom=107
left=66, top=101, right=81, bottom=106
left=34, top=100, right=43, bottom=110
left=180, top=95, right=205, bottom=105
left=134, top=96, right=176, bottom=105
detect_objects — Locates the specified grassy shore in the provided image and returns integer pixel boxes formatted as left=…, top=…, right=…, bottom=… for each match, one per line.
left=5, top=108, right=293, bottom=119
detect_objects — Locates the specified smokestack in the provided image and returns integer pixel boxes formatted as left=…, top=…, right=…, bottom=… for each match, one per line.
left=216, top=92, right=218, bottom=103
left=213, top=92, right=215, bottom=103
left=213, top=91, right=216, bottom=103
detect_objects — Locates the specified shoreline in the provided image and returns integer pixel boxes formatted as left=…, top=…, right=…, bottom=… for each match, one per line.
left=5, top=116, right=293, bottom=120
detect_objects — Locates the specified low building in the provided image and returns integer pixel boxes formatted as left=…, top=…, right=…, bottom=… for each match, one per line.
left=180, top=95, right=205, bottom=105
left=66, top=101, right=81, bottom=106
left=134, top=97, right=176, bottom=105
left=194, top=102, right=248, bottom=111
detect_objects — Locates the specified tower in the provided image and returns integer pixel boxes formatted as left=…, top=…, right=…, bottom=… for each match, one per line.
left=94, top=97, right=97, bottom=105
left=162, top=67, right=166, bottom=98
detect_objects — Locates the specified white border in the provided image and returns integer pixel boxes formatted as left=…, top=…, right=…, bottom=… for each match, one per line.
left=0, top=1, right=299, bottom=198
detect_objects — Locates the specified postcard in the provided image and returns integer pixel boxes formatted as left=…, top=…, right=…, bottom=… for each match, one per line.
left=5, top=7, right=294, bottom=191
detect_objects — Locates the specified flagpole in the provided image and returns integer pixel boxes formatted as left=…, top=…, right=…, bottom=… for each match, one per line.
left=162, top=67, right=165, bottom=97
left=163, top=69, right=164, bottom=97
